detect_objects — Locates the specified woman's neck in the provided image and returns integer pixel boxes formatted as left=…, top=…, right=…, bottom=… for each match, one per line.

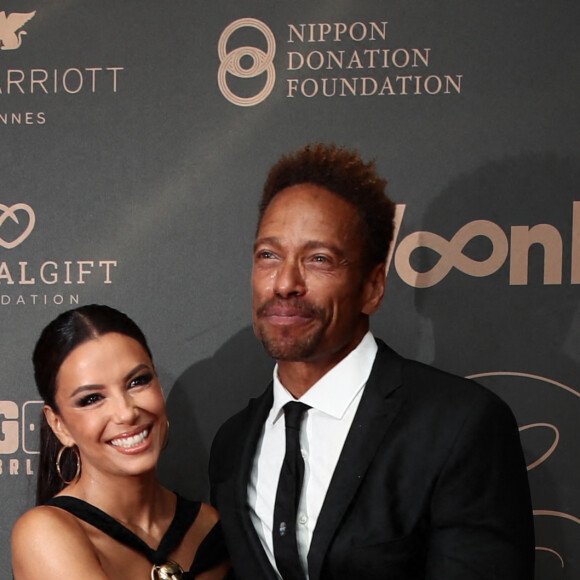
left=60, top=468, right=173, bottom=535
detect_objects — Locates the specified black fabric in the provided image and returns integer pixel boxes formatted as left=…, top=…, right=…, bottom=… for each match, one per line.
left=273, top=402, right=309, bottom=580
left=209, top=339, right=535, bottom=580
left=188, top=520, right=229, bottom=577
left=46, top=494, right=228, bottom=578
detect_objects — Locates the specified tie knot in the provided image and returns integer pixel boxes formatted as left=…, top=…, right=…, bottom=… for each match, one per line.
left=283, top=401, right=310, bottom=430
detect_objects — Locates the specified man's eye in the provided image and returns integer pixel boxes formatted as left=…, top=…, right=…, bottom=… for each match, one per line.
left=78, top=393, right=103, bottom=407
left=257, top=250, right=274, bottom=259
left=312, top=255, right=331, bottom=264
left=129, top=373, right=153, bottom=388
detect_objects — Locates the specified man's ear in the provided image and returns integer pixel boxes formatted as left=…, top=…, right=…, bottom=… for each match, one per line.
left=362, top=261, right=386, bottom=315
left=44, top=405, right=75, bottom=447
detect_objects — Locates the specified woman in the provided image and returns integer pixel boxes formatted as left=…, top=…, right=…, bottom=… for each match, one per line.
left=12, top=304, right=230, bottom=580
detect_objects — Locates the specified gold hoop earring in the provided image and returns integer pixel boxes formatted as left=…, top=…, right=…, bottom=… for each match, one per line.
left=56, top=445, right=81, bottom=484
left=162, top=420, right=170, bottom=450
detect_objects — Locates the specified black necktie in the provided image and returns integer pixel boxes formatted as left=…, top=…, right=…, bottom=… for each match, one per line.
left=273, top=401, right=310, bottom=580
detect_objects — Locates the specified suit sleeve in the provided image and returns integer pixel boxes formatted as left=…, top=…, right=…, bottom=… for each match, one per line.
left=425, top=393, right=535, bottom=579
left=208, top=420, right=230, bottom=509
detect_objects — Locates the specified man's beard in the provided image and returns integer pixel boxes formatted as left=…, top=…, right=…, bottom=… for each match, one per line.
left=255, top=298, right=328, bottom=361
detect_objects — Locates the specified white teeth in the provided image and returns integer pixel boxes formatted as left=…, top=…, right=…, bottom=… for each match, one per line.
left=110, top=428, right=149, bottom=449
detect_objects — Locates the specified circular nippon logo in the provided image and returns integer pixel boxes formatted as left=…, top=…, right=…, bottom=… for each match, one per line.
left=217, top=18, right=276, bottom=107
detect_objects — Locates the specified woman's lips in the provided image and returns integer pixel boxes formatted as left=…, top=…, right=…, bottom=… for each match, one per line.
left=108, top=426, right=151, bottom=450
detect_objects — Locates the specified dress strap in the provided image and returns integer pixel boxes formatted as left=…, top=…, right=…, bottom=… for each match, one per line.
left=46, top=494, right=201, bottom=566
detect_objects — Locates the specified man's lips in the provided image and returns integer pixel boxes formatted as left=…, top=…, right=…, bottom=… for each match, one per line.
left=258, top=303, right=318, bottom=326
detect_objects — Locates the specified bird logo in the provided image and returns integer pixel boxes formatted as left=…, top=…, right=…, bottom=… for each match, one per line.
left=0, top=11, right=36, bottom=50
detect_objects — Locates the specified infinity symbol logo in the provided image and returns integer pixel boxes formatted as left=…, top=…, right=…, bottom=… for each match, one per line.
left=395, top=220, right=508, bottom=288
left=217, top=18, right=276, bottom=107
left=0, top=203, right=36, bottom=249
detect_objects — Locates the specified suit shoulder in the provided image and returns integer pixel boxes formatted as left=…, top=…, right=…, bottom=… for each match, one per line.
left=403, top=357, right=517, bottom=422
left=210, top=385, right=271, bottom=457
left=404, top=357, right=500, bottom=396
left=374, top=342, right=514, bottom=419
left=213, top=395, right=261, bottom=440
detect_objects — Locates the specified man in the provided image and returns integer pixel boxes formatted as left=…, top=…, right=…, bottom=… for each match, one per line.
left=209, top=143, right=534, bottom=579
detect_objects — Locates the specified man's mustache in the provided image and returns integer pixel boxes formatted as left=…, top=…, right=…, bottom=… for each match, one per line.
left=256, top=298, right=325, bottom=319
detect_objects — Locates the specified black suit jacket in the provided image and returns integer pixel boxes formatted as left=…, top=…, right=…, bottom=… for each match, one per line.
left=209, top=340, right=535, bottom=579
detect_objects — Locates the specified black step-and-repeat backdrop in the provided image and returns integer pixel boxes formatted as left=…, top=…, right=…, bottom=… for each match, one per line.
left=1, top=1, right=578, bottom=577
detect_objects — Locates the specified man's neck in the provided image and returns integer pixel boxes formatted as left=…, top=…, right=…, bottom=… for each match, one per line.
left=276, top=331, right=369, bottom=398
left=276, top=360, right=332, bottom=399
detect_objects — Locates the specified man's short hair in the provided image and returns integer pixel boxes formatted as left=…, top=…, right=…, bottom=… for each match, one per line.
left=259, top=142, right=396, bottom=270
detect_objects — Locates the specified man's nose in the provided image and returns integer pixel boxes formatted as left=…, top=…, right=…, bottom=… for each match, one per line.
left=274, top=258, right=306, bottom=297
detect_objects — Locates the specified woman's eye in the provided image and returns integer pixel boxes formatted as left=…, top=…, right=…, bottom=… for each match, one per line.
left=78, top=393, right=103, bottom=407
left=129, top=372, right=153, bottom=388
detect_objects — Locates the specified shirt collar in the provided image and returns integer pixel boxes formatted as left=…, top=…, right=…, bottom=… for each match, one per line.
left=270, top=331, right=378, bottom=424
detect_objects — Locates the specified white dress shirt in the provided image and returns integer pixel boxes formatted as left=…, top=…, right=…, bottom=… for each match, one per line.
left=247, top=332, right=378, bottom=578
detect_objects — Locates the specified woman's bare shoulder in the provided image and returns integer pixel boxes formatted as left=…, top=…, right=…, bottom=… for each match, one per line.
left=12, top=505, right=107, bottom=580
left=13, top=504, right=85, bottom=541
left=197, top=502, right=220, bottom=531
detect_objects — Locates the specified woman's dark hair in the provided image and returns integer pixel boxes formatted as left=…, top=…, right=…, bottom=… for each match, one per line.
left=33, top=304, right=152, bottom=505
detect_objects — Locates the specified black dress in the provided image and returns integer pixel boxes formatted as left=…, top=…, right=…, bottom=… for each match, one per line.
left=45, top=494, right=229, bottom=578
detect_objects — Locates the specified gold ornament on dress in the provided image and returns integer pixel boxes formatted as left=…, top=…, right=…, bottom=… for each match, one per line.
left=151, top=559, right=184, bottom=580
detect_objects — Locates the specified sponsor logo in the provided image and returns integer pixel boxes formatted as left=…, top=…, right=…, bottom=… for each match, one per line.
left=0, top=9, right=124, bottom=126
left=0, top=10, right=35, bottom=51
left=0, top=203, right=35, bottom=249
left=0, top=400, right=41, bottom=477
left=468, top=372, right=580, bottom=572
left=0, top=203, right=118, bottom=306
left=217, top=18, right=276, bottom=107
left=387, top=202, right=580, bottom=286
left=218, top=17, right=462, bottom=106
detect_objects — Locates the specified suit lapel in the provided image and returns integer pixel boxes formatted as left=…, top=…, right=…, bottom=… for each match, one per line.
left=307, top=342, right=404, bottom=580
left=233, top=386, right=280, bottom=579
left=235, top=385, right=273, bottom=494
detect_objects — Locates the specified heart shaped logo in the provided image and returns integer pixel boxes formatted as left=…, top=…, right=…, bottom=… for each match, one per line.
left=0, top=203, right=36, bottom=249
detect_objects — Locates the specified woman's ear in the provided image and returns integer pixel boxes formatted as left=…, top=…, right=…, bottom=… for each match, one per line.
left=44, top=405, right=75, bottom=447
